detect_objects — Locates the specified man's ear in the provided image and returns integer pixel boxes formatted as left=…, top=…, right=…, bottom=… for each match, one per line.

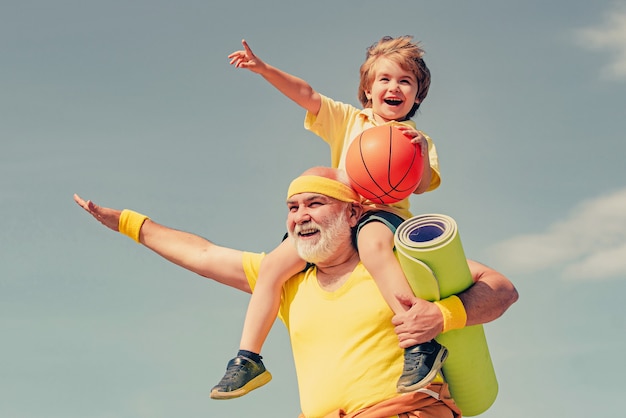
left=348, top=203, right=364, bottom=226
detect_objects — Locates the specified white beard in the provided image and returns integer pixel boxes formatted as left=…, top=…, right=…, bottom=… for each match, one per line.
left=290, top=209, right=353, bottom=264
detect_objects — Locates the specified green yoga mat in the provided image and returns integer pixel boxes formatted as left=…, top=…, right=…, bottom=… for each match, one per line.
left=394, top=214, right=498, bottom=416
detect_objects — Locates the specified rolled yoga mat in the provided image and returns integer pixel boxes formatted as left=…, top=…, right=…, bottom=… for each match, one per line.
left=394, top=214, right=498, bottom=416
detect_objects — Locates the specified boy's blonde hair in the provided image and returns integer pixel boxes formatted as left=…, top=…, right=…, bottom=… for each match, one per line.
left=358, top=35, right=431, bottom=119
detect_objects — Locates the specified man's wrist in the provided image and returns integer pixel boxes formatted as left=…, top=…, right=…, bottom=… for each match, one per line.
left=118, top=209, right=149, bottom=243
left=434, top=295, right=467, bottom=333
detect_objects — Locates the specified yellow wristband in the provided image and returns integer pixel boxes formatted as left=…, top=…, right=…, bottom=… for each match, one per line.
left=434, top=295, right=467, bottom=333
left=118, top=209, right=149, bottom=243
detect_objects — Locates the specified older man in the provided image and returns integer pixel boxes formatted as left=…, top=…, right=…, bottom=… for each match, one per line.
left=74, top=166, right=517, bottom=418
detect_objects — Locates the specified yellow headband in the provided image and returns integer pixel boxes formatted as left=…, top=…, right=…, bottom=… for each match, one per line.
left=287, top=175, right=359, bottom=202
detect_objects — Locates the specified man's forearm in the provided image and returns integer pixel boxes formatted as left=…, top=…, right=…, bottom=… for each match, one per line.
left=461, top=260, right=519, bottom=326
left=138, top=219, right=252, bottom=292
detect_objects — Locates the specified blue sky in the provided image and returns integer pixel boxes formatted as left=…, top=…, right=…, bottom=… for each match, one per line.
left=2, top=1, right=625, bottom=417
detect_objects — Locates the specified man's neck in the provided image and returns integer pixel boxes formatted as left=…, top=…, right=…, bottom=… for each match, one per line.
left=315, top=250, right=360, bottom=292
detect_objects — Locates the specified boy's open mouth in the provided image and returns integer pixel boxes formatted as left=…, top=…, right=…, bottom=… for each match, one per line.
left=384, top=98, right=403, bottom=106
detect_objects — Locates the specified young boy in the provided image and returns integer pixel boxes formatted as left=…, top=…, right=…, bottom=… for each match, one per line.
left=210, top=36, right=446, bottom=400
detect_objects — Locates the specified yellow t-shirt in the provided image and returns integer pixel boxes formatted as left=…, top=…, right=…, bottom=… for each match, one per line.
left=242, top=252, right=404, bottom=418
left=304, top=94, right=441, bottom=220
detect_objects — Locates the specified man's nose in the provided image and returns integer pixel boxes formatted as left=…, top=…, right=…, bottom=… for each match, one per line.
left=294, top=207, right=312, bottom=223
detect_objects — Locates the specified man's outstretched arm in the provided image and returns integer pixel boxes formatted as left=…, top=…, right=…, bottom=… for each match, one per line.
left=73, top=194, right=252, bottom=293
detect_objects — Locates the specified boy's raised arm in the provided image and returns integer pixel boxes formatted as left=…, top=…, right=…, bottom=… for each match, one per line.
left=228, top=39, right=322, bottom=115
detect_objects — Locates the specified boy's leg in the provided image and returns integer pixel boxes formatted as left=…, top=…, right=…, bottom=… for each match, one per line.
left=357, top=221, right=414, bottom=315
left=357, top=214, right=447, bottom=393
left=239, top=237, right=305, bottom=352
left=210, top=237, right=306, bottom=399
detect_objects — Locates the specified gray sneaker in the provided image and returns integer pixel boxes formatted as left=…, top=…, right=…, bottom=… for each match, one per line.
left=396, top=340, right=448, bottom=393
left=210, top=355, right=272, bottom=400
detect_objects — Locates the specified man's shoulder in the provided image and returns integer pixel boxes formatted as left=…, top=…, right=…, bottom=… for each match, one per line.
left=241, top=252, right=265, bottom=290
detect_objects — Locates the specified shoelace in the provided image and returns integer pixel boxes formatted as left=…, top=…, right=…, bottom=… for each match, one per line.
left=403, top=350, right=427, bottom=371
left=222, top=363, right=246, bottom=379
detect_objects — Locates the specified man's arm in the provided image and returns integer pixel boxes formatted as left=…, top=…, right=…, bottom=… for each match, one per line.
left=392, top=259, right=518, bottom=347
left=73, top=194, right=252, bottom=293
left=461, top=259, right=519, bottom=327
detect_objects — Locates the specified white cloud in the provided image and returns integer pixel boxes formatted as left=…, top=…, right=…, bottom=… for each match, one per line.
left=562, top=242, right=626, bottom=280
left=575, top=4, right=626, bottom=80
left=487, top=187, right=626, bottom=281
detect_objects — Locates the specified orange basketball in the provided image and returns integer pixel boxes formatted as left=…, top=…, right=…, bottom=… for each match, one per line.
left=345, top=125, right=424, bottom=204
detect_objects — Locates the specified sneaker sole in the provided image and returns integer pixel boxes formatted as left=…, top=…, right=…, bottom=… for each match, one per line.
left=209, top=370, right=273, bottom=400
left=396, top=346, right=449, bottom=393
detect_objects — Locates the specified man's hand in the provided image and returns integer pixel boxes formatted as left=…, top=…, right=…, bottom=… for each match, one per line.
left=392, top=294, right=444, bottom=348
left=73, top=194, right=121, bottom=232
